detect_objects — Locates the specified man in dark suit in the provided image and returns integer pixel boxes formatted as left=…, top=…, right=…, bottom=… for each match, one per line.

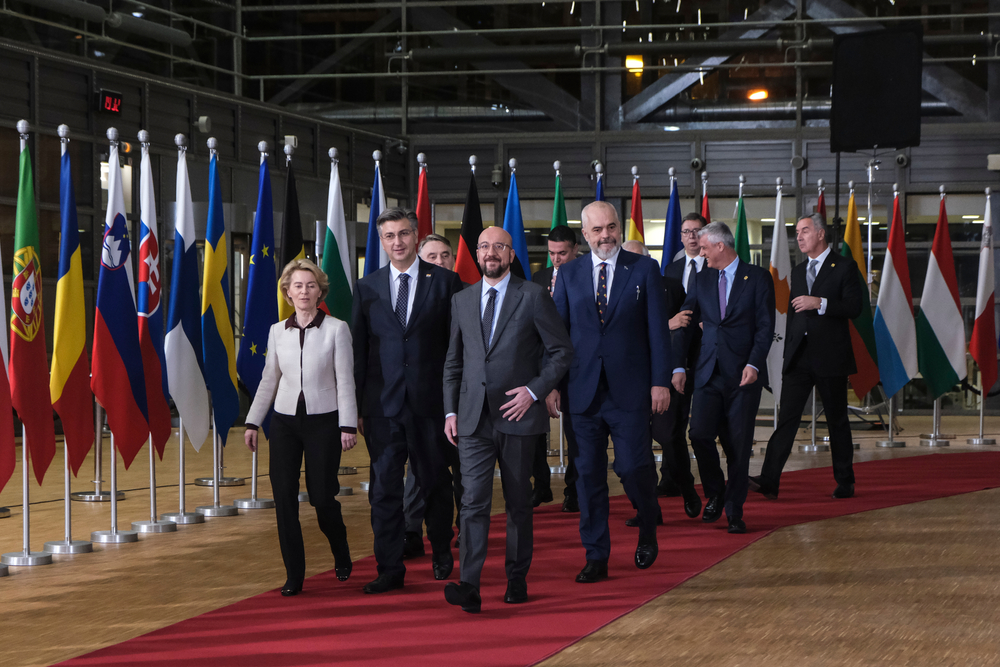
left=673, top=221, right=775, bottom=534
left=442, top=226, right=572, bottom=613
left=551, top=201, right=672, bottom=584
left=751, top=214, right=863, bottom=500
left=530, top=223, right=580, bottom=513
left=352, top=207, right=464, bottom=594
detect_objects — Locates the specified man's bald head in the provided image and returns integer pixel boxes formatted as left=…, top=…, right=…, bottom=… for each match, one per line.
left=479, top=225, right=513, bottom=247
left=621, top=240, right=649, bottom=256
left=477, top=225, right=515, bottom=281
left=581, top=201, right=622, bottom=260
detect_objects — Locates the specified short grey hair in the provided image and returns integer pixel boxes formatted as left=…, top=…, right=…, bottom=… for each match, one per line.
left=621, top=240, right=649, bottom=256
left=698, top=221, right=735, bottom=249
left=800, top=213, right=828, bottom=242
left=376, top=206, right=418, bottom=232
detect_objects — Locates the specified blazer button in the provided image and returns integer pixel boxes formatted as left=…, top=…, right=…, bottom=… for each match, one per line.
left=482, top=382, right=486, bottom=386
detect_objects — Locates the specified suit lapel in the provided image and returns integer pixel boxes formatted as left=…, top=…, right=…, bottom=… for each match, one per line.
left=811, top=254, right=839, bottom=295
left=702, top=266, right=722, bottom=322
left=375, top=266, right=397, bottom=325
left=724, top=261, right=750, bottom=319
left=488, top=277, right=523, bottom=354
left=406, top=260, right=433, bottom=332
left=603, top=251, right=634, bottom=323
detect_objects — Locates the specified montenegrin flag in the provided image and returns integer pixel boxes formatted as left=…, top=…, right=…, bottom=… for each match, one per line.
left=50, top=144, right=93, bottom=476
left=92, top=136, right=149, bottom=468
left=363, top=157, right=388, bottom=277
left=842, top=191, right=880, bottom=400
left=503, top=168, right=531, bottom=280
left=874, top=191, right=918, bottom=399
left=627, top=174, right=645, bottom=243
left=969, top=192, right=997, bottom=392
left=322, top=153, right=353, bottom=323
left=766, top=186, right=791, bottom=402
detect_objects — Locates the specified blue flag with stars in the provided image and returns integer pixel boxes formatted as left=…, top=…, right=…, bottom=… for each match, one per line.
left=237, top=158, right=278, bottom=437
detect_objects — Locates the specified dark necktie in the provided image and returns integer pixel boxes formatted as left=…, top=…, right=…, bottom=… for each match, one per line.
left=482, top=287, right=497, bottom=351
left=807, top=259, right=818, bottom=295
left=596, top=262, right=608, bottom=325
left=718, top=269, right=727, bottom=320
left=685, top=258, right=697, bottom=293
left=395, top=273, right=409, bottom=328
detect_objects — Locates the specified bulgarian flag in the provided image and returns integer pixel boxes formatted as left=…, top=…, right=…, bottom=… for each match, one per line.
left=968, top=191, right=997, bottom=393
left=322, top=151, right=353, bottom=323
left=916, top=194, right=967, bottom=398
left=734, top=197, right=751, bottom=263
left=841, top=191, right=880, bottom=400
left=627, top=173, right=644, bottom=243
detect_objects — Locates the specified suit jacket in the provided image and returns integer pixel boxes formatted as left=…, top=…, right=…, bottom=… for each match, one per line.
left=443, top=275, right=572, bottom=437
left=680, top=259, right=775, bottom=390
left=664, top=256, right=703, bottom=371
left=552, top=249, right=672, bottom=413
left=352, top=259, right=464, bottom=419
left=783, top=253, right=863, bottom=377
left=531, top=266, right=554, bottom=293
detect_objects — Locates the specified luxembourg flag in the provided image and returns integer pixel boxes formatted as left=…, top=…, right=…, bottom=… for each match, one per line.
left=91, top=134, right=149, bottom=468
left=363, top=154, right=388, bottom=276
left=874, top=192, right=918, bottom=398
left=165, top=141, right=210, bottom=452
left=137, top=136, right=172, bottom=458
left=766, top=185, right=791, bottom=403
left=969, top=190, right=997, bottom=392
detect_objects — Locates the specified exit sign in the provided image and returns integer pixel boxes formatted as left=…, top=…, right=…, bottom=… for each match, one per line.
left=98, top=90, right=123, bottom=114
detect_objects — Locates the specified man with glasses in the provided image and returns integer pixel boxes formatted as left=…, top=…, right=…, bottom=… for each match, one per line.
left=353, top=207, right=464, bottom=594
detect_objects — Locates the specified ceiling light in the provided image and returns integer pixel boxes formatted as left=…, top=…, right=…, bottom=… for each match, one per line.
left=663, top=126, right=680, bottom=132
left=748, top=90, right=768, bottom=101
left=962, top=215, right=981, bottom=219
left=626, top=55, right=643, bottom=74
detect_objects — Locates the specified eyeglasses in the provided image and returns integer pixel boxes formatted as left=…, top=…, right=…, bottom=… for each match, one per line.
left=380, top=229, right=414, bottom=242
left=680, top=229, right=701, bottom=237
left=477, top=242, right=511, bottom=253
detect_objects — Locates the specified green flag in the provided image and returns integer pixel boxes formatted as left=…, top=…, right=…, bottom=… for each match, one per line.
left=322, top=157, right=353, bottom=323
left=546, top=174, right=568, bottom=267
left=734, top=197, right=751, bottom=263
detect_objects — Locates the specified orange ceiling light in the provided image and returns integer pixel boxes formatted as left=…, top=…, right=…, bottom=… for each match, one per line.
left=748, top=89, right=769, bottom=101
left=626, top=56, right=643, bottom=74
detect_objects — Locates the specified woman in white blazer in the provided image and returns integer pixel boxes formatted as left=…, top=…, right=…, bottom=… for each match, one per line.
left=245, top=259, right=358, bottom=596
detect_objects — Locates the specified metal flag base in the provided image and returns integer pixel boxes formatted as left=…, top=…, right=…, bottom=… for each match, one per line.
left=234, top=497, right=276, bottom=509
left=819, top=436, right=862, bottom=450
left=0, top=507, right=9, bottom=519
left=919, top=433, right=955, bottom=440
left=337, top=488, right=353, bottom=496
left=919, top=437, right=951, bottom=447
left=131, top=520, right=177, bottom=533
left=546, top=449, right=560, bottom=456
left=0, top=564, right=7, bottom=576
left=359, top=481, right=370, bottom=492
left=91, top=530, right=139, bottom=544
left=966, top=437, right=997, bottom=445
left=298, top=492, right=310, bottom=502
left=798, top=443, right=831, bottom=452
left=71, top=490, right=126, bottom=502
left=194, top=477, right=245, bottom=487
left=338, top=466, right=358, bottom=475
left=160, top=511, right=204, bottom=524
left=196, top=504, right=239, bottom=517
left=549, top=465, right=567, bottom=474
left=1, top=551, right=53, bottom=566
left=876, top=439, right=906, bottom=448
left=43, top=540, right=93, bottom=554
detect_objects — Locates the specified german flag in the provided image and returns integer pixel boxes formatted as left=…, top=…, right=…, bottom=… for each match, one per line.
left=455, top=172, right=483, bottom=285
left=278, top=164, right=306, bottom=321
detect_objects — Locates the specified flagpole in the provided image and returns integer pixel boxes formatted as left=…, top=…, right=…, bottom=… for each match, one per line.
left=865, top=150, right=880, bottom=287
left=198, top=410, right=238, bottom=516
left=161, top=419, right=204, bottom=523
left=91, top=433, right=138, bottom=543
left=2, top=429, right=53, bottom=565
left=548, top=160, right=567, bottom=474
left=876, top=183, right=907, bottom=449
left=968, top=186, right=997, bottom=446
left=131, top=435, right=176, bottom=533
left=71, top=404, right=121, bottom=501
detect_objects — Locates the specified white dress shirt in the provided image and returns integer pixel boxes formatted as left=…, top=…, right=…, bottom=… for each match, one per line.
left=805, top=245, right=831, bottom=316
left=480, top=270, right=513, bottom=346
left=389, top=257, right=419, bottom=326
left=591, top=246, right=621, bottom=300
left=681, top=254, right=705, bottom=293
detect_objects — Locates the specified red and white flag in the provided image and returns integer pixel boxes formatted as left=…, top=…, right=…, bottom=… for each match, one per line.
left=969, top=191, right=997, bottom=392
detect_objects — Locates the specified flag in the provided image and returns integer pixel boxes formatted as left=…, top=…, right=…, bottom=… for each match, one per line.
left=734, top=197, right=751, bottom=264
left=238, top=158, right=278, bottom=437
left=874, top=192, right=917, bottom=398
left=322, top=156, right=353, bottom=322
left=661, top=177, right=682, bottom=270
left=595, top=170, right=605, bottom=202
left=277, top=165, right=305, bottom=321
left=91, top=139, right=148, bottom=468
left=841, top=192, right=880, bottom=400
left=766, top=187, right=791, bottom=402
left=817, top=189, right=827, bottom=224
left=627, top=176, right=645, bottom=243
left=916, top=196, right=967, bottom=398
left=363, top=160, right=388, bottom=277
left=165, top=143, right=210, bottom=452
left=546, top=172, right=568, bottom=268
left=137, top=141, right=172, bottom=458
left=10, top=139, right=56, bottom=484
left=503, top=170, right=531, bottom=280
left=455, top=173, right=484, bottom=285
left=969, top=193, right=997, bottom=392
left=0, top=236, right=14, bottom=493
left=416, top=161, right=432, bottom=241
left=202, top=152, right=240, bottom=446
left=50, top=148, right=93, bottom=476
left=701, top=185, right=711, bottom=223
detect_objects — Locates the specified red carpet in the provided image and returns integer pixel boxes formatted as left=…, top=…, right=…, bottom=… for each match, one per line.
left=60, top=452, right=999, bottom=667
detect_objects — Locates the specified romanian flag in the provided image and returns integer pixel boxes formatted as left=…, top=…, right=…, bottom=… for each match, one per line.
left=277, top=164, right=305, bottom=321
left=51, top=147, right=93, bottom=476
left=627, top=175, right=644, bottom=243
left=455, top=172, right=484, bottom=285
left=416, top=159, right=432, bottom=241
left=10, top=136, right=56, bottom=484
left=202, top=151, right=240, bottom=446
left=322, top=153, right=353, bottom=322
left=841, top=192, right=880, bottom=400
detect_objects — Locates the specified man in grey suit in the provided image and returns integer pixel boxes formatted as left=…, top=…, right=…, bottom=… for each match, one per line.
left=443, top=226, right=573, bottom=613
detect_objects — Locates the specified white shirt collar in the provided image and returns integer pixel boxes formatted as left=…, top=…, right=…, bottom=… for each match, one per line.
left=809, top=245, right=832, bottom=272
left=591, top=245, right=622, bottom=270
left=389, top=257, right=420, bottom=283
left=482, top=270, right=512, bottom=298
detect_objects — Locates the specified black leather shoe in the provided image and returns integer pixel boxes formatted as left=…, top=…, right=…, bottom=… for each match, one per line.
left=444, top=581, right=482, bottom=613
left=432, top=551, right=454, bottom=580
left=335, top=561, right=353, bottom=582
left=531, top=487, right=554, bottom=507
left=561, top=495, right=579, bottom=513
left=334, top=539, right=352, bottom=581
left=656, top=479, right=682, bottom=497
left=748, top=475, right=778, bottom=499
left=635, top=536, right=658, bottom=569
left=504, top=578, right=528, bottom=604
left=625, top=513, right=663, bottom=527
left=727, top=518, right=747, bottom=534
left=402, top=531, right=425, bottom=559
left=281, top=579, right=303, bottom=596
left=702, top=495, right=724, bottom=523
left=682, top=490, right=703, bottom=519
left=575, top=559, right=609, bottom=583
left=362, top=573, right=404, bottom=594
left=832, top=484, right=855, bottom=499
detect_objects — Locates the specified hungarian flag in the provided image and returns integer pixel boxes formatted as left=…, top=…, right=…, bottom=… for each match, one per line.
left=661, top=176, right=682, bottom=269
left=627, top=175, right=644, bottom=243
left=841, top=192, right=880, bottom=400
left=733, top=197, right=751, bottom=264
left=546, top=170, right=568, bottom=268
left=277, top=165, right=305, bottom=321
left=10, top=138, right=56, bottom=484
left=766, top=186, right=791, bottom=402
left=969, top=192, right=997, bottom=392
left=50, top=146, right=93, bottom=476
left=416, top=159, right=432, bottom=241
left=503, top=169, right=531, bottom=280
left=455, top=172, right=484, bottom=285
left=322, top=154, right=353, bottom=322
left=363, top=157, right=388, bottom=277
left=92, top=138, right=149, bottom=468
left=0, top=236, right=14, bottom=493
left=874, top=191, right=918, bottom=398
left=137, top=139, right=172, bottom=458
left=916, top=195, right=967, bottom=398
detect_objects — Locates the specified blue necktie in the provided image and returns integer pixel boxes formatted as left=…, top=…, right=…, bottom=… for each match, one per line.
left=395, top=273, right=409, bottom=328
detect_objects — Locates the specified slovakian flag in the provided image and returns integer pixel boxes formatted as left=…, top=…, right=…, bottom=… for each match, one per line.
left=50, top=144, right=93, bottom=476
left=969, top=191, right=997, bottom=393
left=455, top=171, right=484, bottom=285
left=277, top=164, right=306, bottom=322
left=165, top=141, right=210, bottom=452
left=0, top=234, right=15, bottom=493
left=11, top=135, right=56, bottom=484
left=766, top=185, right=791, bottom=403
left=661, top=175, right=682, bottom=269
left=503, top=167, right=531, bottom=281
left=363, top=156, right=388, bottom=277
left=92, top=135, right=149, bottom=468
left=874, top=191, right=918, bottom=399
left=322, top=151, right=353, bottom=323
left=547, top=170, right=568, bottom=268
left=237, top=155, right=278, bottom=437
left=416, top=158, right=432, bottom=241
left=627, top=173, right=645, bottom=243
left=202, top=149, right=240, bottom=446
left=916, top=194, right=967, bottom=398
left=595, top=168, right=605, bottom=202
left=733, top=196, right=751, bottom=264
left=137, top=138, right=172, bottom=458
left=841, top=191, right=880, bottom=400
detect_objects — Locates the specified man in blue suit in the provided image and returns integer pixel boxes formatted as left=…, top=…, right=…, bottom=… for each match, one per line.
left=672, top=221, right=775, bottom=534
left=552, top=201, right=672, bottom=583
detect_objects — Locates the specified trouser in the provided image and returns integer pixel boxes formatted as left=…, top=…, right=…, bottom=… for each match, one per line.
left=403, top=443, right=463, bottom=534
left=531, top=415, right=579, bottom=500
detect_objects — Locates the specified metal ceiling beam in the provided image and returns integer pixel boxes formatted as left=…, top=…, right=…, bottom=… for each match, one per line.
left=621, top=0, right=797, bottom=124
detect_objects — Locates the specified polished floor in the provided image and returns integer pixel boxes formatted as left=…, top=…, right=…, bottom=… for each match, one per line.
left=0, top=415, right=997, bottom=667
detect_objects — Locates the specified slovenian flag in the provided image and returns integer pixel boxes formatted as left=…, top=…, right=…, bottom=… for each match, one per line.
left=322, top=152, right=353, bottom=323
left=363, top=156, right=388, bottom=276
left=766, top=185, right=791, bottom=403
left=91, top=135, right=149, bottom=468
left=968, top=191, right=997, bottom=392
left=503, top=168, right=531, bottom=280
left=874, top=191, right=918, bottom=398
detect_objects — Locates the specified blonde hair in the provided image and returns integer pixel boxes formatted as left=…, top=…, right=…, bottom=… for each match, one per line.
left=279, top=259, right=330, bottom=305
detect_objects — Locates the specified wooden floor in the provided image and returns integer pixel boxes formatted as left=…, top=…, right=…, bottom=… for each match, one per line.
left=0, top=416, right=997, bottom=666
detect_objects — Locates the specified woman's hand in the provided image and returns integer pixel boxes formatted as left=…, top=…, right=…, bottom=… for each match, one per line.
left=341, top=431, right=357, bottom=452
left=245, top=429, right=258, bottom=452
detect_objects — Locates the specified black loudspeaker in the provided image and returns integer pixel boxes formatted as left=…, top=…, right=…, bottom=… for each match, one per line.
left=830, top=26, right=923, bottom=153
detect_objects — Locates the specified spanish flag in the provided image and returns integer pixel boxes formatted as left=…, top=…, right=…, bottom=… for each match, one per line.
left=627, top=175, right=645, bottom=243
